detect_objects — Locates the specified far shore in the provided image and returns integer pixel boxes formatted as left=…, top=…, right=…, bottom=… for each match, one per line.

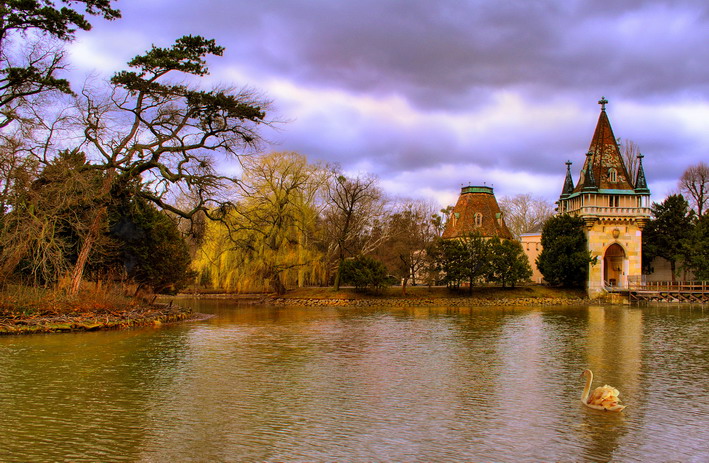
left=174, top=285, right=590, bottom=307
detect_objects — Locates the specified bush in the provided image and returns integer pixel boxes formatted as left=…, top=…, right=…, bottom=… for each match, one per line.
left=340, top=256, right=388, bottom=291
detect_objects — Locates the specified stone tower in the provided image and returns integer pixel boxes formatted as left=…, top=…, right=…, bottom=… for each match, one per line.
left=557, top=98, right=651, bottom=298
left=443, top=185, right=513, bottom=240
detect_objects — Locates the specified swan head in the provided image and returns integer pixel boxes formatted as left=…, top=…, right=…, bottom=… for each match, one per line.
left=580, top=369, right=592, bottom=379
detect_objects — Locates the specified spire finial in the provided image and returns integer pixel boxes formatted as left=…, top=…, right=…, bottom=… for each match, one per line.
left=598, top=96, right=608, bottom=111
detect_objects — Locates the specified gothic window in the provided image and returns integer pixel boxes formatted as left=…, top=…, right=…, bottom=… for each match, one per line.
left=609, top=195, right=619, bottom=207
left=608, top=167, right=617, bottom=183
left=474, top=213, right=483, bottom=227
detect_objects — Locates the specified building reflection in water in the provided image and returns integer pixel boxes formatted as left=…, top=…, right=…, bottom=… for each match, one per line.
left=579, top=305, right=643, bottom=462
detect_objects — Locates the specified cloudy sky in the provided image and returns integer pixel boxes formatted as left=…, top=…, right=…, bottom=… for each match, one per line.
left=66, top=0, right=708, bottom=207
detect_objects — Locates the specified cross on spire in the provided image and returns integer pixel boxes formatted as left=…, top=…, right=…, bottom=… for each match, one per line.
left=598, top=96, right=608, bottom=111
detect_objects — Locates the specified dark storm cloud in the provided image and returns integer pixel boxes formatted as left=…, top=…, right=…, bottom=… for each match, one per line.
left=72, top=0, right=709, bottom=202
left=93, top=0, right=709, bottom=109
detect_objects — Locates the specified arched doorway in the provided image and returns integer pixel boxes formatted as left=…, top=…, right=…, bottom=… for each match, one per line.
left=603, top=243, right=626, bottom=287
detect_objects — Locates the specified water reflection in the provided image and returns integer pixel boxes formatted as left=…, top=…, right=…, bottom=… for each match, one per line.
left=0, top=301, right=707, bottom=462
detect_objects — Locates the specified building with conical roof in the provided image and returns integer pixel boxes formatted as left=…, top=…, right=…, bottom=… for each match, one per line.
left=557, top=97, right=651, bottom=298
left=443, top=185, right=513, bottom=240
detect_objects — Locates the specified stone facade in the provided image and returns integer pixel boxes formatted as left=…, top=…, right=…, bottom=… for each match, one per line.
left=520, top=225, right=544, bottom=284
left=556, top=98, right=651, bottom=299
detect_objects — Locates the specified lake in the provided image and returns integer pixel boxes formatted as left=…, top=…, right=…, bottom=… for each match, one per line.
left=1, top=299, right=707, bottom=462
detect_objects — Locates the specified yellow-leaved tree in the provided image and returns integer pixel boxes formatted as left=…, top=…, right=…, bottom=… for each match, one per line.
left=193, top=152, right=327, bottom=293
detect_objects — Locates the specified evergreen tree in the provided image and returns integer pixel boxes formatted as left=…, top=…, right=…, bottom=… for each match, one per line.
left=340, top=255, right=388, bottom=291
left=433, top=232, right=489, bottom=294
left=109, top=197, right=192, bottom=294
left=536, top=214, right=593, bottom=288
left=487, top=237, right=532, bottom=288
left=681, top=213, right=708, bottom=280
left=642, top=194, right=694, bottom=281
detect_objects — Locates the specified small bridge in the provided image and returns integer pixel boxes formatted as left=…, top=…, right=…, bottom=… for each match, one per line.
left=624, top=280, right=709, bottom=304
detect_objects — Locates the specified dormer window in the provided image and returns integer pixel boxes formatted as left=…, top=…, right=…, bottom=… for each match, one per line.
left=474, top=213, right=483, bottom=227
left=608, top=167, right=617, bottom=183
left=451, top=212, right=459, bottom=227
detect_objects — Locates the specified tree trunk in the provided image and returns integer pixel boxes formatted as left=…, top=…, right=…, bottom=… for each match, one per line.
left=272, top=273, right=286, bottom=295
left=334, top=254, right=344, bottom=290
left=68, top=207, right=106, bottom=296
left=670, top=260, right=676, bottom=283
left=401, top=277, right=408, bottom=296
left=297, top=230, right=305, bottom=287
left=68, top=170, right=114, bottom=296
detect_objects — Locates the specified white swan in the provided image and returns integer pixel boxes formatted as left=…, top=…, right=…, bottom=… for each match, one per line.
left=580, top=369, right=626, bottom=412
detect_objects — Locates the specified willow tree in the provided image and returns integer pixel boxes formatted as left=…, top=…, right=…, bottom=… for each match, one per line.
left=193, top=152, right=326, bottom=294
left=55, top=35, right=269, bottom=294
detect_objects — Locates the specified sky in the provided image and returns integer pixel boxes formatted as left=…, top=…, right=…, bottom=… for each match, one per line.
left=65, top=0, right=709, bottom=207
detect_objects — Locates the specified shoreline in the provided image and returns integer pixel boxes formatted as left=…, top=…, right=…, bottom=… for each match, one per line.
left=174, top=286, right=591, bottom=307
left=0, top=304, right=203, bottom=336
left=1, top=286, right=590, bottom=335
left=268, top=296, right=590, bottom=307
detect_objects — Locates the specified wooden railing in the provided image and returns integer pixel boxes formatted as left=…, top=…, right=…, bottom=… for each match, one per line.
left=627, top=280, right=709, bottom=292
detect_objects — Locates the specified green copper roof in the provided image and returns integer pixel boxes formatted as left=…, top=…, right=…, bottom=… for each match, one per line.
left=461, top=185, right=494, bottom=195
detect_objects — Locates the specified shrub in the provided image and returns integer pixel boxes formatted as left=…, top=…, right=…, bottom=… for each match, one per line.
left=340, top=256, right=388, bottom=291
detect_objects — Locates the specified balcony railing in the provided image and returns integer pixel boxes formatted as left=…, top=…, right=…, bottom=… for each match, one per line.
left=563, top=206, right=651, bottom=217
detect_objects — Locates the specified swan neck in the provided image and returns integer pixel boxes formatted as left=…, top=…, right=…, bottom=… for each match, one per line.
left=581, top=371, right=593, bottom=402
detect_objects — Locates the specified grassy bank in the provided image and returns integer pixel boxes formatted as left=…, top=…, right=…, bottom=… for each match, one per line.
left=0, top=284, right=195, bottom=335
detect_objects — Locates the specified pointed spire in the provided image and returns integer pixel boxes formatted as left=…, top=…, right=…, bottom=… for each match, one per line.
left=581, top=151, right=598, bottom=191
left=634, top=153, right=650, bottom=194
left=560, top=160, right=575, bottom=199
left=572, top=98, right=634, bottom=193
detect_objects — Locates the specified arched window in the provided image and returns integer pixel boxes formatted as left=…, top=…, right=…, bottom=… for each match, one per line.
left=474, top=213, right=483, bottom=227
left=450, top=212, right=459, bottom=227
left=608, top=167, right=617, bottom=183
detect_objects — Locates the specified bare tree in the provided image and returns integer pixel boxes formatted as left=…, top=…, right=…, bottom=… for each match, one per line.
left=619, top=138, right=641, bottom=184
left=679, top=162, right=709, bottom=217
left=61, top=36, right=270, bottom=294
left=323, top=172, right=386, bottom=290
left=374, top=199, right=438, bottom=293
left=498, top=194, right=555, bottom=240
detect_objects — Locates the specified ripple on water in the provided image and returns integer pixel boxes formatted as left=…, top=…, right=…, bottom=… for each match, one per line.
left=0, top=303, right=707, bottom=462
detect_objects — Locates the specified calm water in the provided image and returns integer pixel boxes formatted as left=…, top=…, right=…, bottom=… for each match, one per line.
left=0, top=300, right=707, bottom=462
